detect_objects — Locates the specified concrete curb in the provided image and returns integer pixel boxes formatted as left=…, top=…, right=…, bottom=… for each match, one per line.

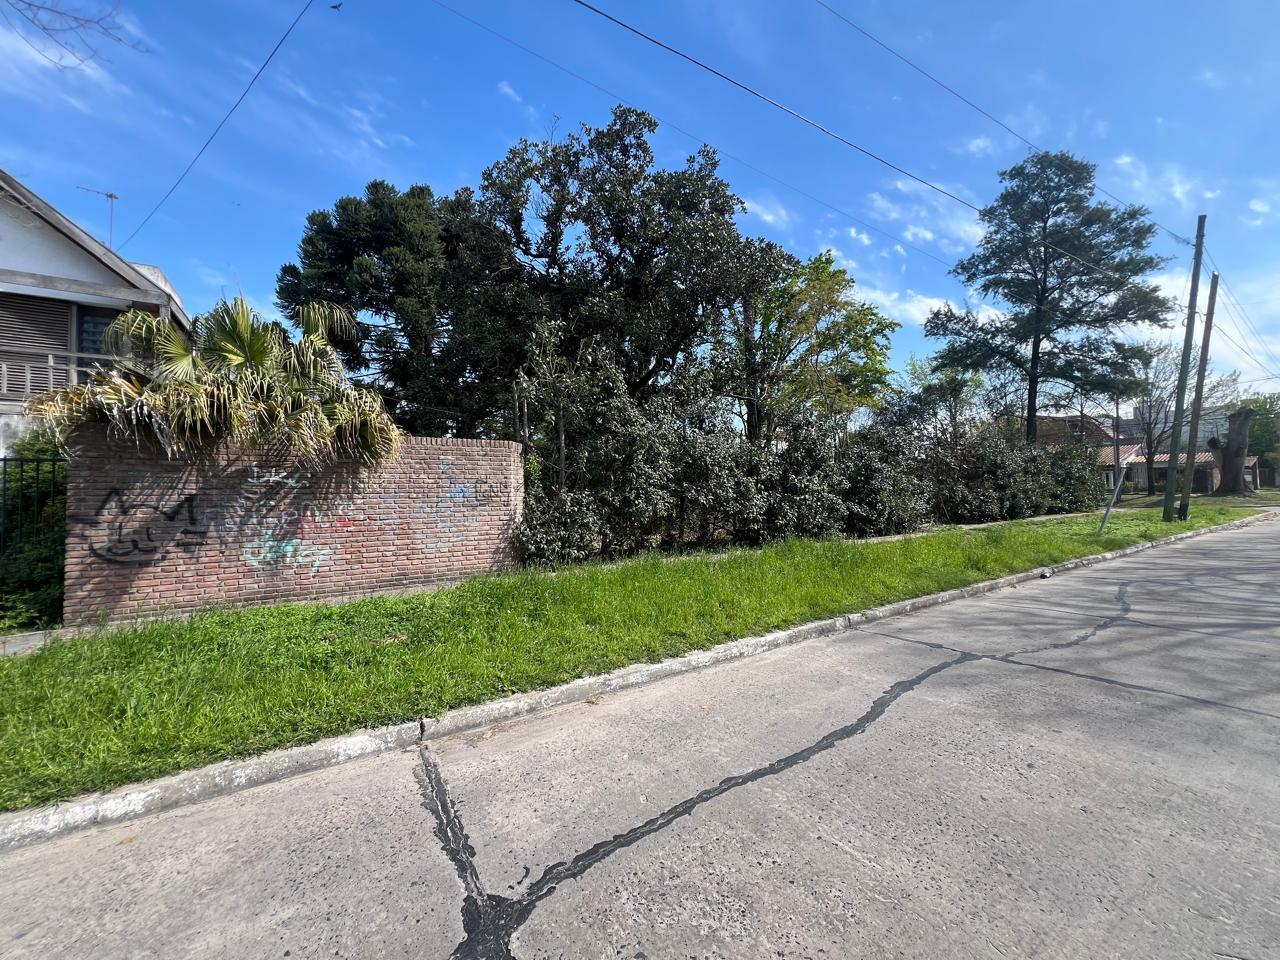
left=2, top=510, right=1272, bottom=852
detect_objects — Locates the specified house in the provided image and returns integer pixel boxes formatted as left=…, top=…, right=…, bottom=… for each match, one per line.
left=1096, top=442, right=1143, bottom=491
left=0, top=167, right=188, bottom=455
left=1035, top=414, right=1120, bottom=447
left=1148, top=451, right=1261, bottom=493
left=1038, top=415, right=1141, bottom=490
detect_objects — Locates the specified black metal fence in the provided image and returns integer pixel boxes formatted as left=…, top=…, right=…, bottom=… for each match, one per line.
left=0, top=456, right=66, bottom=555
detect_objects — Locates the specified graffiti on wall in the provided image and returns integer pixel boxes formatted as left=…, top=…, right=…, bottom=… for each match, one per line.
left=73, top=456, right=512, bottom=573
left=405, top=459, right=511, bottom=555
left=71, top=489, right=210, bottom=565
left=244, top=528, right=332, bottom=573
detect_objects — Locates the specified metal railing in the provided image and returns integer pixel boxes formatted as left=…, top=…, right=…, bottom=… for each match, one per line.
left=0, top=456, right=66, bottom=554
left=0, top=346, right=109, bottom=402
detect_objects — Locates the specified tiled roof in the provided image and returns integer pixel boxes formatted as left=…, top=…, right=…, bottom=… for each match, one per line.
left=1095, top=444, right=1143, bottom=467
left=1036, top=415, right=1115, bottom=445
left=1151, top=451, right=1216, bottom=466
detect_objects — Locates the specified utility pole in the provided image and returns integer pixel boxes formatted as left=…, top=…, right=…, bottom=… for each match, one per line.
left=1112, top=394, right=1123, bottom=505
left=1177, top=271, right=1219, bottom=520
left=1162, top=214, right=1206, bottom=522
left=77, top=185, right=119, bottom=249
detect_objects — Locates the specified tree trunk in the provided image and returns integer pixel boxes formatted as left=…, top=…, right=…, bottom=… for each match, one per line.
left=1024, top=335, right=1041, bottom=444
left=556, top=398, right=567, bottom=490
left=1212, top=407, right=1256, bottom=495
left=1143, top=452, right=1156, bottom=495
left=741, top=297, right=763, bottom=446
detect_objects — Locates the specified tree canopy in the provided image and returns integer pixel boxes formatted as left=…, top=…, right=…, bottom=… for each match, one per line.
left=926, top=151, right=1171, bottom=443
left=275, top=105, right=903, bottom=557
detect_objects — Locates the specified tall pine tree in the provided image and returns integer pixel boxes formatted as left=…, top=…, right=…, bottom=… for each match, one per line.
left=926, top=152, right=1169, bottom=443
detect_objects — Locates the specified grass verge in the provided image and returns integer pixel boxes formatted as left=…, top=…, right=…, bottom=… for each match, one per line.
left=1118, top=489, right=1280, bottom=510
left=0, top=506, right=1256, bottom=811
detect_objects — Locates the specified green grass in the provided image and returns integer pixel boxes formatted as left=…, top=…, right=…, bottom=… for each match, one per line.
left=1118, top=489, right=1280, bottom=510
left=0, top=506, right=1255, bottom=811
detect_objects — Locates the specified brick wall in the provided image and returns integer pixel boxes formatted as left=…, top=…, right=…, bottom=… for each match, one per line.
left=63, top=427, right=524, bottom=625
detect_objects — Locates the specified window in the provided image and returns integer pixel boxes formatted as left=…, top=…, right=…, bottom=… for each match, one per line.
left=75, top=307, right=117, bottom=356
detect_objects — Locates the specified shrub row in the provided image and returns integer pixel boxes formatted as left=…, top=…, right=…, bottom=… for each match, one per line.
left=516, top=407, right=1105, bottom=565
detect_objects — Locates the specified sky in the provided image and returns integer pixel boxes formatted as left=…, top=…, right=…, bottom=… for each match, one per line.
left=3, top=0, right=1279, bottom=392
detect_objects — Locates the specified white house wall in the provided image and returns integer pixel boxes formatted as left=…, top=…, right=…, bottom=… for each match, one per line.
left=0, top=191, right=124, bottom=288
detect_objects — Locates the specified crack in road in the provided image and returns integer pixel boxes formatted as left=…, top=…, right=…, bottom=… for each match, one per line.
left=418, top=652, right=978, bottom=959
left=860, top=582, right=1280, bottom=720
left=416, top=575, right=1274, bottom=956
left=999, top=583, right=1131, bottom=659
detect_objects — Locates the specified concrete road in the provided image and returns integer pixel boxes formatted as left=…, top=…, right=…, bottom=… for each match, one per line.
left=2, top=521, right=1278, bottom=959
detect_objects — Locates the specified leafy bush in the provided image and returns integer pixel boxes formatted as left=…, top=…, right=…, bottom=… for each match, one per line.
left=760, top=413, right=846, bottom=540
left=513, top=487, right=602, bottom=567
left=1044, top=444, right=1107, bottom=514
left=839, top=426, right=931, bottom=538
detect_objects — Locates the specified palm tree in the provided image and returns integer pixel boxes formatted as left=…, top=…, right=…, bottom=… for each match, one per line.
left=28, top=297, right=400, bottom=465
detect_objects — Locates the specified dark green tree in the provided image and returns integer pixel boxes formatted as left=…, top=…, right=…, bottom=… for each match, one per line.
left=926, top=151, right=1170, bottom=443
left=485, top=106, right=747, bottom=403
left=276, top=182, right=527, bottom=436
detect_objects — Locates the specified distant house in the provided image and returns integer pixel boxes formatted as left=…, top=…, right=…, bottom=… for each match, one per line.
left=0, top=167, right=189, bottom=454
left=1147, top=451, right=1261, bottom=493
left=1038, top=415, right=1140, bottom=490
left=1035, top=414, right=1119, bottom=447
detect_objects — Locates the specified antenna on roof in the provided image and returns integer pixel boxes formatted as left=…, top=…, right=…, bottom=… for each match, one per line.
left=76, top=185, right=120, bottom=249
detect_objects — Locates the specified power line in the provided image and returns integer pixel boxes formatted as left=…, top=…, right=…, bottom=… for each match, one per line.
left=429, top=0, right=1069, bottom=322
left=1204, top=250, right=1280, bottom=373
left=118, top=0, right=316, bottom=251
left=1192, top=256, right=1280, bottom=378
left=569, top=0, right=1170, bottom=295
left=569, top=0, right=977, bottom=211
left=427, top=0, right=954, bottom=272
left=1212, top=322, right=1280, bottom=379
left=809, top=0, right=1193, bottom=246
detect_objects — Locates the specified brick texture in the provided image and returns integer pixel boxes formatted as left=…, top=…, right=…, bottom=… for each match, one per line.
left=63, top=427, right=524, bottom=625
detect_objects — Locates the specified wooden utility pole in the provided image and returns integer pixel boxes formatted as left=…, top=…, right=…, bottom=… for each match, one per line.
left=1177, top=271, right=1219, bottom=520
left=1112, top=394, right=1123, bottom=505
left=1162, top=214, right=1206, bottom=522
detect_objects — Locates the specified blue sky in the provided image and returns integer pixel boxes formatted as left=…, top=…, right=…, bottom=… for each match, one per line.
left=3, top=0, right=1278, bottom=389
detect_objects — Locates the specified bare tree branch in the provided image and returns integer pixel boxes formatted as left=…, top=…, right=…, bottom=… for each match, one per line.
left=3, top=1, right=143, bottom=68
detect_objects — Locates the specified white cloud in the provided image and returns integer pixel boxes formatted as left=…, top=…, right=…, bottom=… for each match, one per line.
left=277, top=71, right=318, bottom=106
left=961, top=136, right=994, bottom=158
left=868, top=192, right=903, bottom=221
left=848, top=226, right=873, bottom=246
left=1242, top=216, right=1265, bottom=229
left=868, top=179, right=984, bottom=255
left=496, top=79, right=539, bottom=122
left=190, top=260, right=229, bottom=288
left=344, top=106, right=386, bottom=149
left=1202, top=189, right=1222, bottom=200
left=1248, top=198, right=1271, bottom=214
left=1111, top=153, right=1201, bottom=211
left=1203, top=269, right=1280, bottom=381
left=744, top=196, right=792, bottom=228
left=1198, top=69, right=1226, bottom=89
left=0, top=27, right=129, bottom=112
left=859, top=285, right=948, bottom=327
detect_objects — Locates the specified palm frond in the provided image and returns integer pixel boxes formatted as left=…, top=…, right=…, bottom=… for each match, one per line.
left=27, top=297, right=399, bottom=465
